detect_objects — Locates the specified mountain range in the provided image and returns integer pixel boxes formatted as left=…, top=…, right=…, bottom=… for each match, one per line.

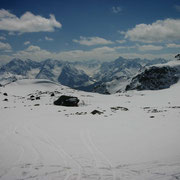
left=0, top=57, right=179, bottom=93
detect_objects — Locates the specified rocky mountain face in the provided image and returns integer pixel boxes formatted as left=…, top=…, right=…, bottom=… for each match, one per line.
left=0, top=58, right=98, bottom=88
left=36, top=59, right=64, bottom=81
left=0, top=58, right=42, bottom=76
left=58, top=64, right=92, bottom=88
left=125, top=62, right=180, bottom=91
left=90, top=57, right=171, bottom=94
left=92, top=57, right=143, bottom=93
left=0, top=57, right=175, bottom=93
left=0, top=59, right=43, bottom=85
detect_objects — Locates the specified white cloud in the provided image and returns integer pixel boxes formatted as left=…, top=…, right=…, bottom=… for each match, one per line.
left=174, top=5, right=180, bottom=12
left=91, top=46, right=115, bottom=53
left=57, top=47, right=117, bottom=61
left=0, top=41, right=11, bottom=51
left=0, top=9, right=62, bottom=33
left=0, top=36, right=6, bottom=40
left=0, top=9, right=16, bottom=18
left=45, top=36, right=53, bottom=41
left=73, top=36, right=114, bottom=46
left=26, top=45, right=41, bottom=52
left=0, top=54, right=12, bottom=65
left=12, top=45, right=117, bottom=62
left=24, top=41, right=30, bottom=45
left=166, top=43, right=180, bottom=48
left=1, top=50, right=173, bottom=66
left=115, top=45, right=136, bottom=50
left=116, top=40, right=126, bottom=44
left=0, top=44, right=174, bottom=65
left=8, top=31, right=16, bottom=36
left=112, top=6, right=122, bottom=14
left=118, top=31, right=126, bottom=35
left=14, top=45, right=54, bottom=61
left=115, top=44, right=163, bottom=51
left=137, top=44, right=164, bottom=51
left=11, top=44, right=174, bottom=63
left=124, top=18, right=180, bottom=43
left=118, top=53, right=174, bottom=60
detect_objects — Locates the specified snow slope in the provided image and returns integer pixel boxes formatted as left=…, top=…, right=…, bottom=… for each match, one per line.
left=0, top=79, right=180, bottom=180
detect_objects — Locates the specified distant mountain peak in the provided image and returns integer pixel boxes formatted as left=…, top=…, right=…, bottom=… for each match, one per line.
left=0, top=57, right=176, bottom=94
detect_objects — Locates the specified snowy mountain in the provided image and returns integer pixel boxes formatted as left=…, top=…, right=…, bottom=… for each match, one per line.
left=0, top=59, right=43, bottom=85
left=0, top=79, right=180, bottom=179
left=0, top=59, right=95, bottom=88
left=126, top=61, right=180, bottom=91
left=92, top=57, right=169, bottom=94
left=0, top=58, right=42, bottom=76
left=0, top=57, right=171, bottom=93
left=35, top=59, right=64, bottom=81
left=58, top=64, right=93, bottom=88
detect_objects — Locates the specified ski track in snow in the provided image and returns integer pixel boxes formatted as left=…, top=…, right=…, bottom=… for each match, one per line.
left=0, top=126, right=25, bottom=179
left=20, top=124, right=78, bottom=180
left=1, top=126, right=180, bottom=180
left=33, top=125, right=83, bottom=180
left=0, top=79, right=180, bottom=179
left=81, top=130, right=116, bottom=180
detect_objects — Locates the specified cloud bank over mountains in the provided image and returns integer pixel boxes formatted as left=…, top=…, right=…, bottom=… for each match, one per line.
left=0, top=41, right=11, bottom=51
left=0, top=1, right=179, bottom=65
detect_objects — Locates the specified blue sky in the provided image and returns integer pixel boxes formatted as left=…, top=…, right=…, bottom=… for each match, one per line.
left=0, top=0, right=180, bottom=64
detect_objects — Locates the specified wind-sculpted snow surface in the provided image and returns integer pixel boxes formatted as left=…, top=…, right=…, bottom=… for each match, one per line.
left=0, top=79, right=180, bottom=180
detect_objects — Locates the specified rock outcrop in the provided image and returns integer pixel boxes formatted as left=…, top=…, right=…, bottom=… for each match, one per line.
left=54, top=95, right=79, bottom=107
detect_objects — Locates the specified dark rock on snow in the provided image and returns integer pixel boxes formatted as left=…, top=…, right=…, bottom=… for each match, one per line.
left=54, top=95, right=79, bottom=107
left=91, top=110, right=103, bottom=115
left=28, top=95, right=35, bottom=101
left=30, top=95, right=35, bottom=99
left=36, top=96, right=40, bottom=100
left=51, top=92, right=55, bottom=97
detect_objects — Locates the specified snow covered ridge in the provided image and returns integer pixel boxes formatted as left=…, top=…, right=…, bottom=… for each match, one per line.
left=126, top=61, right=180, bottom=91
left=0, top=79, right=180, bottom=180
left=0, top=57, right=171, bottom=94
left=0, top=59, right=95, bottom=88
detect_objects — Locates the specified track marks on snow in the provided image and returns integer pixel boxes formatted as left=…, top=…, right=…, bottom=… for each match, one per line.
left=81, top=130, right=116, bottom=180
left=1, top=122, right=180, bottom=179
left=16, top=124, right=84, bottom=180
left=115, top=160, right=180, bottom=180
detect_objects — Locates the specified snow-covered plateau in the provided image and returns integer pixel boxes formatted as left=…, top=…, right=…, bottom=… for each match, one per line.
left=0, top=79, right=180, bottom=180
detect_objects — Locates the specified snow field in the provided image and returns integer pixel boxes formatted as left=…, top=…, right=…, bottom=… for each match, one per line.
left=0, top=79, right=180, bottom=180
